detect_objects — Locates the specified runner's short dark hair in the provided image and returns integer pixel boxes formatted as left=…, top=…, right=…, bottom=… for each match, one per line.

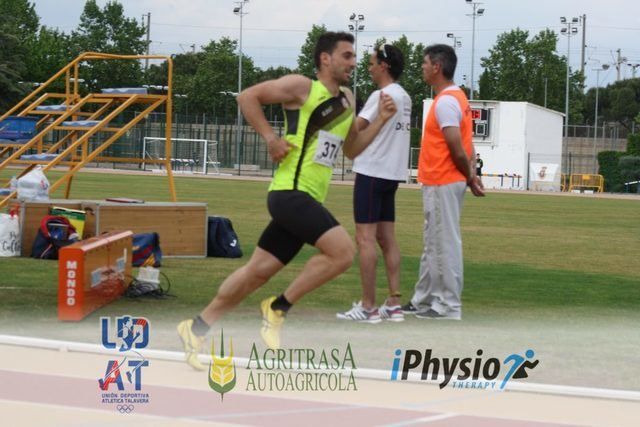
left=314, top=32, right=355, bottom=69
left=375, top=44, right=405, bottom=80
left=424, top=44, right=457, bottom=80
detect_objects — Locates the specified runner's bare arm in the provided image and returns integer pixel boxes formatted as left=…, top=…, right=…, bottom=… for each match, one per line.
left=236, top=74, right=311, bottom=162
left=343, top=92, right=397, bottom=159
left=355, top=117, right=369, bottom=131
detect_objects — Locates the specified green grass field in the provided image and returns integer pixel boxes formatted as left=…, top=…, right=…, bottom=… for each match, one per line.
left=2, top=169, right=638, bottom=316
left=1, top=170, right=639, bottom=389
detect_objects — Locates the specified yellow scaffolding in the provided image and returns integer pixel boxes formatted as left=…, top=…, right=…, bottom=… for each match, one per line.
left=0, top=52, right=176, bottom=209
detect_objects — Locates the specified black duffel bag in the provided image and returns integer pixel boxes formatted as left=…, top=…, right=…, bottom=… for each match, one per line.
left=207, top=216, right=242, bottom=258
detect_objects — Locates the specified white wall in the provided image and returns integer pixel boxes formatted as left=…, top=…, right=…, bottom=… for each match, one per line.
left=525, top=104, right=563, bottom=191
left=421, top=100, right=562, bottom=191
left=524, top=104, right=563, bottom=158
left=474, top=102, right=525, bottom=174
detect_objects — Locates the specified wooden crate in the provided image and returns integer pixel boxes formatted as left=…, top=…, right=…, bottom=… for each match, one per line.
left=92, top=202, right=207, bottom=257
left=19, top=200, right=207, bottom=257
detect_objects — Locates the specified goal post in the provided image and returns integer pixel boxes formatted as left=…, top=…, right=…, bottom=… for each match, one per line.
left=142, top=137, right=220, bottom=174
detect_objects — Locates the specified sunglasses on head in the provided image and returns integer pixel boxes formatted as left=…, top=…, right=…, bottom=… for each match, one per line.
left=378, top=44, right=390, bottom=59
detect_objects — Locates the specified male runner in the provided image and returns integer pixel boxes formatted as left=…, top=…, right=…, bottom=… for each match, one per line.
left=177, top=32, right=397, bottom=369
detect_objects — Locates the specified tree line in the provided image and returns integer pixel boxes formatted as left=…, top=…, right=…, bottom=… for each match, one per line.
left=1, top=0, right=639, bottom=131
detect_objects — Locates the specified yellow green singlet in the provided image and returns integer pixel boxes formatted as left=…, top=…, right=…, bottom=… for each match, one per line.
left=269, top=80, right=354, bottom=203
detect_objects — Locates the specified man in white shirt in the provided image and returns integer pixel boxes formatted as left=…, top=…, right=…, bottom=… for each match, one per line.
left=337, top=44, right=412, bottom=323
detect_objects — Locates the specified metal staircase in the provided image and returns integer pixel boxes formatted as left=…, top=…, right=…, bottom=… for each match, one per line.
left=0, top=52, right=176, bottom=209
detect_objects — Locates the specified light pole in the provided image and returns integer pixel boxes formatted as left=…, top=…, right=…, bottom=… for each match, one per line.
left=219, top=91, right=238, bottom=123
left=348, top=13, right=365, bottom=101
left=142, top=13, right=151, bottom=72
left=465, top=0, right=484, bottom=101
left=446, top=33, right=462, bottom=51
left=593, top=64, right=610, bottom=173
left=233, top=0, right=249, bottom=175
left=560, top=16, right=580, bottom=139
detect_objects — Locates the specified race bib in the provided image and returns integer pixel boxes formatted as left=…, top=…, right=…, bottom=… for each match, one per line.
left=313, top=130, right=343, bottom=168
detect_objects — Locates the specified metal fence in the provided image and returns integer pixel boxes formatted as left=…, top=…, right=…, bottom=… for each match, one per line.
left=83, top=113, right=633, bottom=184
left=562, top=141, right=626, bottom=176
left=565, top=123, right=631, bottom=139
left=87, top=112, right=358, bottom=179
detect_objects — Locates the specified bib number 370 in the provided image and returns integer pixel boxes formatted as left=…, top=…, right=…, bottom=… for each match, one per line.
left=313, top=130, right=343, bottom=168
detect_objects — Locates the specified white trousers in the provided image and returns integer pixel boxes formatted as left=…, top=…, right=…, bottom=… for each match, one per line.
left=411, top=181, right=466, bottom=316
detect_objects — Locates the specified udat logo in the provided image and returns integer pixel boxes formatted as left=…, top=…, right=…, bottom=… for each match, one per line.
left=390, top=348, right=539, bottom=390
left=208, top=330, right=237, bottom=401
left=98, top=316, right=150, bottom=391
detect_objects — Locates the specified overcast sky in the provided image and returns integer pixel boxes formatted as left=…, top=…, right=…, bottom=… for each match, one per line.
left=31, top=0, right=640, bottom=91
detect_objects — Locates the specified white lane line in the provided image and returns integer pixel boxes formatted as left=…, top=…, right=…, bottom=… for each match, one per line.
left=381, top=413, right=459, bottom=426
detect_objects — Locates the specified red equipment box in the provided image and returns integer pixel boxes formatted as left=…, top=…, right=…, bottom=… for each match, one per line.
left=58, top=231, right=133, bottom=321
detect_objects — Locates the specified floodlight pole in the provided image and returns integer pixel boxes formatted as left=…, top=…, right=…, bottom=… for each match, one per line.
left=466, top=1, right=484, bottom=100
left=565, top=29, right=570, bottom=138
left=348, top=13, right=365, bottom=102
left=143, top=13, right=151, bottom=71
left=593, top=64, right=609, bottom=174
left=560, top=17, right=580, bottom=139
left=234, top=1, right=249, bottom=175
left=447, top=33, right=462, bottom=51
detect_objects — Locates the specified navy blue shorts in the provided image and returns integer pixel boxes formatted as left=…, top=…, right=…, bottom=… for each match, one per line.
left=353, top=173, right=400, bottom=224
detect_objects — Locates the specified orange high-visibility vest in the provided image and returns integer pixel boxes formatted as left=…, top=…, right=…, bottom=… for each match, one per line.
left=418, top=88, right=473, bottom=186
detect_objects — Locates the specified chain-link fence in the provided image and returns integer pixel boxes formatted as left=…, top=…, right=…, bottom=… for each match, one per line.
left=84, top=112, right=357, bottom=179
left=562, top=123, right=629, bottom=175
left=78, top=112, right=633, bottom=186
left=565, top=124, right=631, bottom=139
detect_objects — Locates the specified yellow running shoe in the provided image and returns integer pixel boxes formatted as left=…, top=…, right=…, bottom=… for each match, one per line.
left=177, top=319, right=206, bottom=371
left=260, top=297, right=285, bottom=349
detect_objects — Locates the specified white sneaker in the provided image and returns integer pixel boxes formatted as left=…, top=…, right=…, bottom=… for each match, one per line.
left=336, top=302, right=381, bottom=324
left=379, top=303, right=405, bottom=322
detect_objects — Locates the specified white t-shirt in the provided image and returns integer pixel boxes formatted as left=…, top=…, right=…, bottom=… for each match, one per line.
left=353, top=82, right=412, bottom=181
left=435, top=85, right=463, bottom=129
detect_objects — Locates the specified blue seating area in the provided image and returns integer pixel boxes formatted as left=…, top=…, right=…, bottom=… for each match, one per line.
left=101, top=88, right=148, bottom=95
left=0, top=116, right=38, bottom=142
left=35, top=105, right=69, bottom=111
left=61, top=120, right=100, bottom=127
left=19, top=153, right=58, bottom=161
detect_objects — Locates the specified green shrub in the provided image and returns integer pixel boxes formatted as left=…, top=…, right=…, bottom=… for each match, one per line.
left=619, top=155, right=640, bottom=192
left=597, top=151, right=624, bottom=192
left=410, top=127, right=422, bottom=149
left=627, top=134, right=640, bottom=156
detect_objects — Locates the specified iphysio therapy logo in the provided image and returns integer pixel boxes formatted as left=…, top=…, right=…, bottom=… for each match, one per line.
left=208, top=330, right=237, bottom=400
left=98, top=316, right=151, bottom=413
left=390, top=348, right=539, bottom=390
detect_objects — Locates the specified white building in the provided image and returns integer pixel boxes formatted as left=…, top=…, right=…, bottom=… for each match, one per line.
left=421, top=100, right=564, bottom=191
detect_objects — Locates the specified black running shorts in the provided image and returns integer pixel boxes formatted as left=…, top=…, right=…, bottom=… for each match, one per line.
left=353, top=173, right=399, bottom=224
left=258, top=190, right=339, bottom=265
